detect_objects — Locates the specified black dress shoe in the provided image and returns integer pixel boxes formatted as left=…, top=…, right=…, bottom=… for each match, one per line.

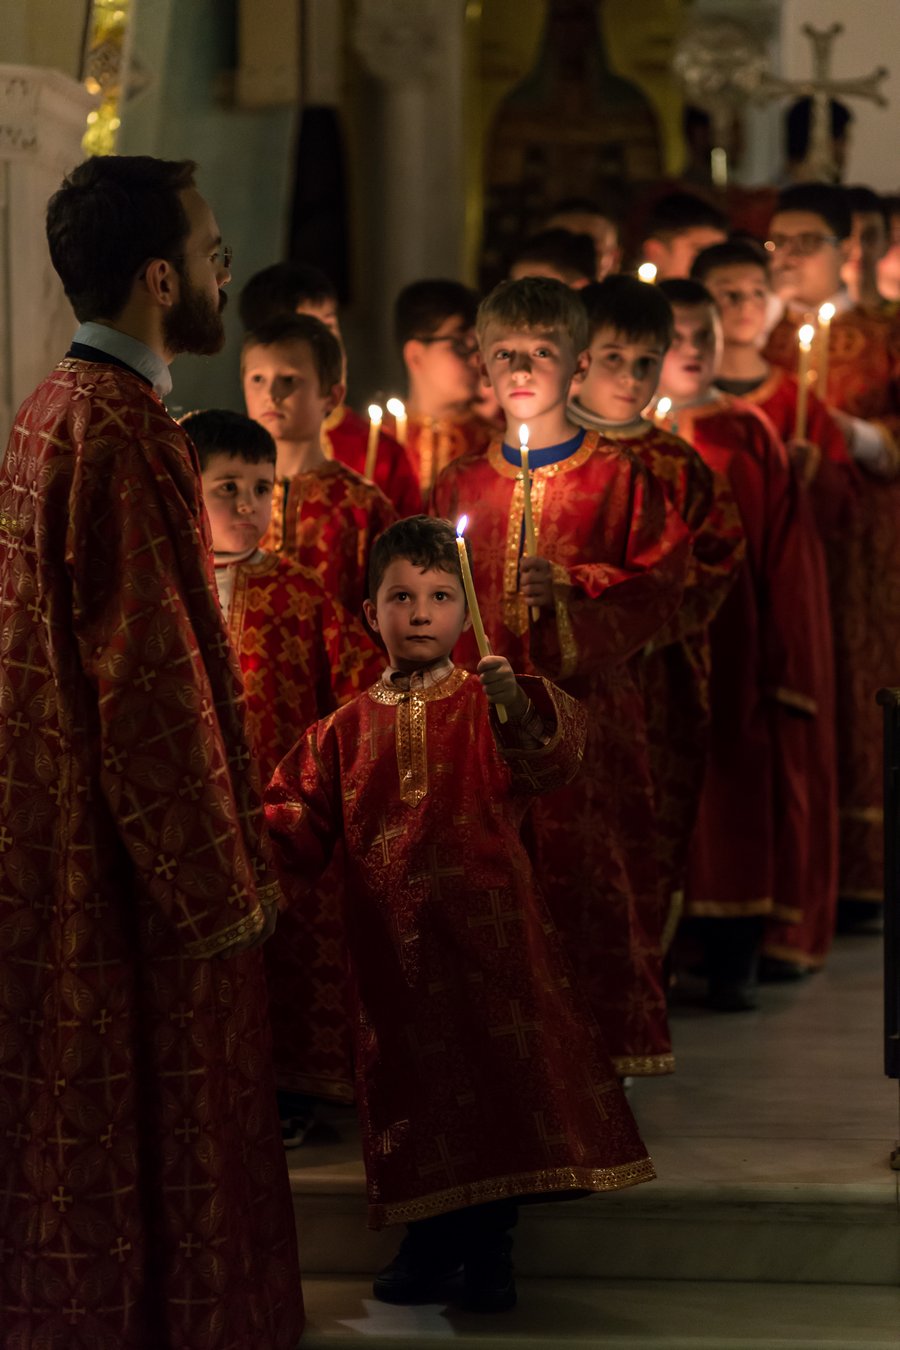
left=372, top=1237, right=462, bottom=1305
left=462, top=1234, right=517, bottom=1313
left=758, top=956, right=811, bottom=983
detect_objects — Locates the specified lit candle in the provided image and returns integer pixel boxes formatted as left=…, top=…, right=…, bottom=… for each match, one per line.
left=638, top=262, right=657, bottom=284
left=456, top=515, right=507, bottom=724
left=518, top=424, right=540, bottom=624
left=364, top=403, right=383, bottom=480
left=386, top=396, right=407, bottom=447
left=794, top=324, right=815, bottom=441
left=654, top=396, right=672, bottom=423
left=816, top=302, right=835, bottom=401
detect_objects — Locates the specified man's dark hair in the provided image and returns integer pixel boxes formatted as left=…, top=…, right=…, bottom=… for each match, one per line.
left=691, top=238, right=770, bottom=284
left=509, top=228, right=596, bottom=284
left=844, top=185, right=891, bottom=232
left=657, top=278, right=716, bottom=310
left=786, top=97, right=852, bottom=162
left=179, top=408, right=276, bottom=473
left=46, top=155, right=197, bottom=322
left=238, top=261, right=336, bottom=331
left=644, top=191, right=728, bottom=241
left=394, top=280, right=479, bottom=350
left=580, top=276, right=674, bottom=348
left=773, top=183, right=852, bottom=240
left=241, top=313, right=343, bottom=392
left=368, top=515, right=464, bottom=603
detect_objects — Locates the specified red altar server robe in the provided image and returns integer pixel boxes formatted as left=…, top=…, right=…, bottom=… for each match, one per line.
left=221, top=552, right=382, bottom=1101
left=266, top=668, right=655, bottom=1228
left=766, top=308, right=900, bottom=907
left=394, top=410, right=493, bottom=501
left=433, top=432, right=691, bottom=1076
left=0, top=359, right=302, bottom=1350
left=322, top=403, right=421, bottom=517
left=261, top=457, right=396, bottom=616
left=670, top=398, right=837, bottom=966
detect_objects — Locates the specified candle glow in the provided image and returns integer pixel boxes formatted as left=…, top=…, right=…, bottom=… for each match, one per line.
left=386, top=396, right=407, bottom=447
left=638, top=262, right=658, bottom=284
left=456, top=516, right=507, bottom=723
left=794, top=324, right=815, bottom=442
left=364, top=403, right=383, bottom=481
left=816, top=302, right=835, bottom=399
left=655, top=396, right=672, bottom=421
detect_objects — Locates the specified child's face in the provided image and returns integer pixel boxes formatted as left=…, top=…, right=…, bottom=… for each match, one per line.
left=843, top=210, right=888, bottom=295
left=242, top=340, right=342, bottom=444
left=296, top=297, right=341, bottom=340
left=579, top=325, right=664, bottom=421
left=480, top=323, right=587, bottom=430
left=704, top=263, right=770, bottom=347
left=767, top=209, right=847, bottom=307
left=645, top=226, right=727, bottom=280
left=200, top=452, right=275, bottom=553
left=659, top=304, right=719, bottom=403
left=364, top=559, right=469, bottom=671
left=404, top=314, right=481, bottom=407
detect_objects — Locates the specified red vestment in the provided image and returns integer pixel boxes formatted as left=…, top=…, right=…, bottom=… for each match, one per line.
left=322, top=403, right=421, bottom=518
left=223, top=553, right=383, bottom=1101
left=670, top=398, right=837, bottom=965
left=432, top=432, right=691, bottom=1075
left=395, top=411, right=492, bottom=501
left=766, top=309, right=900, bottom=905
left=260, top=457, right=396, bottom=616
left=265, top=668, right=654, bottom=1227
left=0, top=359, right=303, bottom=1350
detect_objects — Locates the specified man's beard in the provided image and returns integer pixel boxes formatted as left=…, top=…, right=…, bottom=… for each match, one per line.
left=164, top=272, right=227, bottom=356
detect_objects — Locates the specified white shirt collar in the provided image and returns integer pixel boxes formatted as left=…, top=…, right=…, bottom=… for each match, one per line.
left=72, top=321, right=173, bottom=400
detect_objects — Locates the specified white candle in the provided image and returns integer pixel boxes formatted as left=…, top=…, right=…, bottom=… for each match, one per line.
left=456, top=515, right=507, bottom=723
left=386, top=396, right=407, bottom=447
left=638, top=262, right=658, bottom=284
left=816, top=302, right=835, bottom=402
left=794, top=324, right=815, bottom=441
left=519, top=424, right=540, bottom=624
left=655, top=396, right=672, bottom=422
left=364, top=403, right=383, bottom=480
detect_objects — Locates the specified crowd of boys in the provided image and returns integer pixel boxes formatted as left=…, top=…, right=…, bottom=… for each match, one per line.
left=2, top=141, right=899, bottom=1347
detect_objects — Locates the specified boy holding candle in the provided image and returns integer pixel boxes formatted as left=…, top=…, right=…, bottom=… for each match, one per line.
left=392, top=280, right=495, bottom=500
left=567, top=275, right=745, bottom=1024
left=186, top=408, right=383, bottom=1125
left=655, top=278, right=837, bottom=995
left=265, top=514, right=654, bottom=1311
left=239, top=261, right=420, bottom=515
left=432, top=276, right=692, bottom=1072
left=763, top=183, right=900, bottom=924
left=242, top=312, right=396, bottom=616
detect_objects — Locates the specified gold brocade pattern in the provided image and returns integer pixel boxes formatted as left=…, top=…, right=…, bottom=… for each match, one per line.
left=396, top=693, right=428, bottom=805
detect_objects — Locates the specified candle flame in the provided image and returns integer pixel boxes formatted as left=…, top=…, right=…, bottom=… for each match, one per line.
left=656, top=397, right=672, bottom=418
left=818, top=302, right=836, bottom=324
left=386, top=397, right=405, bottom=418
left=638, top=262, right=657, bottom=284
left=456, top=514, right=468, bottom=537
left=519, top=423, right=529, bottom=449
left=367, top=403, right=383, bottom=423
left=798, top=323, right=815, bottom=350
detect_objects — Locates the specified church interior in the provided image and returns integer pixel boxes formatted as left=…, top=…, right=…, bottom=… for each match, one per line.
left=1, top=1, right=900, bottom=1345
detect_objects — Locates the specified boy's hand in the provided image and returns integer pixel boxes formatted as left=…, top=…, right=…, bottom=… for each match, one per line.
left=477, top=655, right=529, bottom=719
left=786, top=437, right=821, bottom=486
left=519, top=556, right=554, bottom=608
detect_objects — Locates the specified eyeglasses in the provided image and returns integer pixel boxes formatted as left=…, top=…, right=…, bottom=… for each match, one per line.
left=764, top=233, right=839, bottom=257
left=414, top=335, right=480, bottom=360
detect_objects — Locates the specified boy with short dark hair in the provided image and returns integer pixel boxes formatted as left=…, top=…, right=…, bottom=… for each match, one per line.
left=186, top=406, right=383, bottom=1133
left=239, top=262, right=420, bottom=515
left=393, top=279, right=494, bottom=498
left=544, top=196, right=623, bottom=279
left=432, top=276, right=692, bottom=1073
left=641, top=190, right=728, bottom=280
left=242, top=312, right=396, bottom=616
left=763, top=181, right=900, bottom=922
left=265, top=514, right=654, bottom=1312
left=656, top=278, right=837, bottom=993
left=508, top=228, right=596, bottom=287
left=569, top=274, right=744, bottom=1036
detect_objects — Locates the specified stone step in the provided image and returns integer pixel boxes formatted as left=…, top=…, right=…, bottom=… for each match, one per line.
left=299, top=1276, right=900, bottom=1347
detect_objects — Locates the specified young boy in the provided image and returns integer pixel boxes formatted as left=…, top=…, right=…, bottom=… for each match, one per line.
left=508, top=228, right=596, bottom=287
left=242, top=313, right=396, bottom=616
left=545, top=196, right=623, bottom=279
left=763, top=183, right=900, bottom=923
left=640, top=191, right=728, bottom=280
left=432, top=277, right=692, bottom=1073
left=691, top=238, right=857, bottom=534
left=185, top=407, right=383, bottom=1128
left=392, top=280, right=494, bottom=499
left=239, top=261, right=420, bottom=516
left=265, top=516, right=654, bottom=1311
left=656, top=278, right=837, bottom=996
left=569, top=275, right=745, bottom=1029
